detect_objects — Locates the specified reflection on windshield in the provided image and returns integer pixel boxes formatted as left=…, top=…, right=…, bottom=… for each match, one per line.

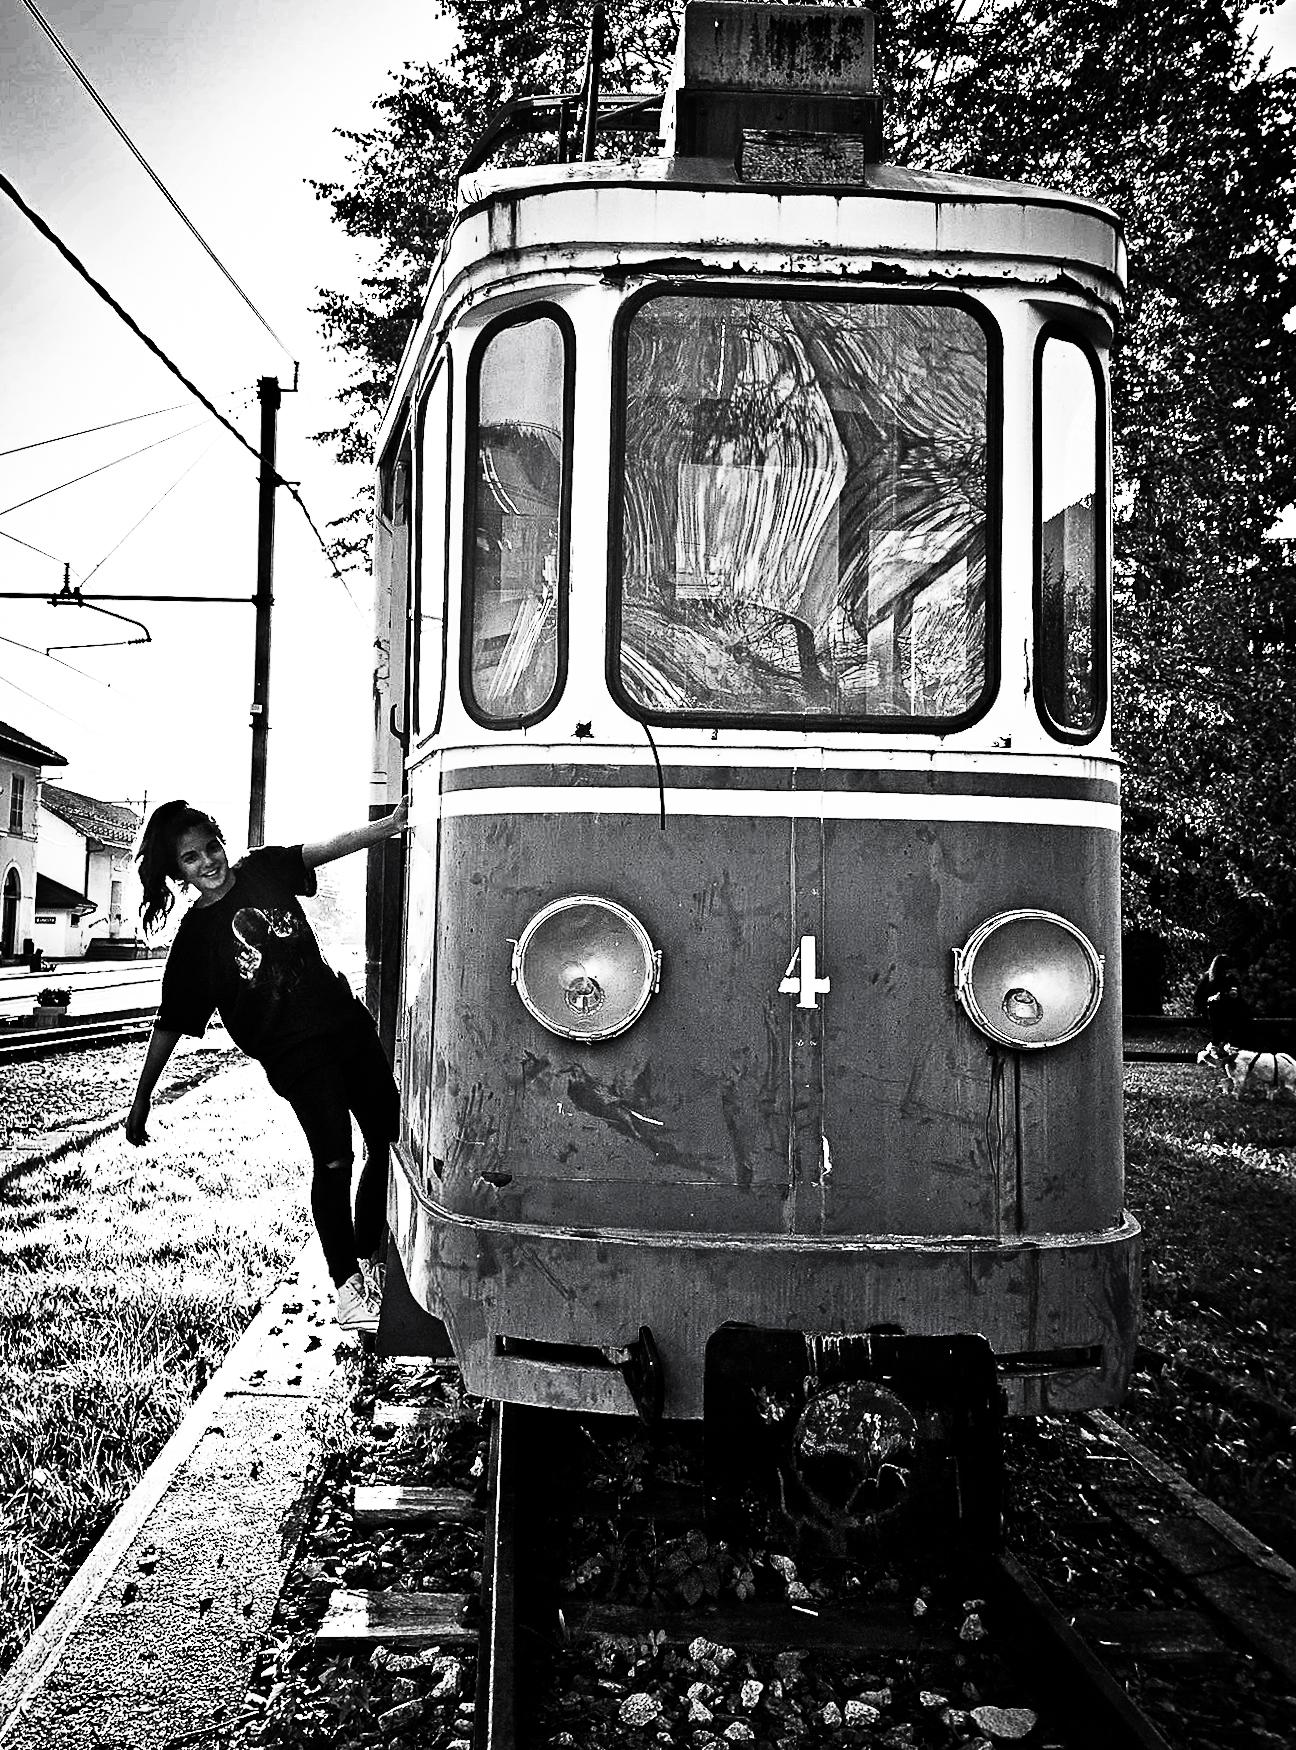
left=616, top=296, right=990, bottom=722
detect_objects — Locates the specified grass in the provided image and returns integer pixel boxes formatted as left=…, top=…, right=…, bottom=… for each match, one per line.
left=0, top=1059, right=312, bottom=1676
left=1120, top=1059, right=1296, bottom=1556
left=1123, top=1059, right=1296, bottom=1385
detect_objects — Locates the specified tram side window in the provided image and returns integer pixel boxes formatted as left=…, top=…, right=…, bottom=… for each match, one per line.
left=613, top=294, right=992, bottom=725
left=378, top=433, right=414, bottom=742
left=1037, top=334, right=1104, bottom=738
left=465, top=314, right=567, bottom=724
left=415, top=364, right=450, bottom=737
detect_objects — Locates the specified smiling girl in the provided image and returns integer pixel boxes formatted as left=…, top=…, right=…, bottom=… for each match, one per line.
left=126, top=798, right=408, bottom=1332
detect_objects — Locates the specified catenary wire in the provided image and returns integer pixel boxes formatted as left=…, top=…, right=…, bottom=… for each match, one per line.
left=0, top=664, right=101, bottom=730
left=0, top=405, right=187, bottom=460
left=0, top=524, right=64, bottom=563
left=0, top=631, right=112, bottom=687
left=18, top=0, right=294, bottom=359
left=0, top=423, right=204, bottom=520
left=80, top=439, right=218, bottom=585
left=0, top=170, right=359, bottom=599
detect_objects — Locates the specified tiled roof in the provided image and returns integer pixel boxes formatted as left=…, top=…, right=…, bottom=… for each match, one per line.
left=0, top=720, right=66, bottom=768
left=41, top=785, right=141, bottom=851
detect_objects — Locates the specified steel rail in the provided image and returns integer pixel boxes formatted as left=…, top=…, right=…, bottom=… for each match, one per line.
left=474, top=1401, right=522, bottom=1750
left=0, top=1014, right=154, bottom=1064
left=979, top=1552, right=1173, bottom=1750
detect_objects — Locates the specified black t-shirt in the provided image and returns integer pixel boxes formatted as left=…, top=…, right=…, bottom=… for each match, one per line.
left=157, top=845, right=358, bottom=1088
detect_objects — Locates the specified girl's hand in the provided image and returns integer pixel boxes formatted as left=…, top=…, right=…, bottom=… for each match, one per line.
left=125, top=1097, right=150, bottom=1147
left=385, top=796, right=410, bottom=836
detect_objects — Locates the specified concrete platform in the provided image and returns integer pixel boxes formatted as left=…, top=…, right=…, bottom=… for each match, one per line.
left=0, top=1250, right=348, bottom=1748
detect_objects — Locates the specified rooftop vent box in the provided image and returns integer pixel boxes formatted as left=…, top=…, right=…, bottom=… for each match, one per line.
left=664, top=1, right=883, bottom=179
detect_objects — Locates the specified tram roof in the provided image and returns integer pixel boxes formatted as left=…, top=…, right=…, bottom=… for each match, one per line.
left=378, top=151, right=1125, bottom=453
left=456, top=154, right=1123, bottom=229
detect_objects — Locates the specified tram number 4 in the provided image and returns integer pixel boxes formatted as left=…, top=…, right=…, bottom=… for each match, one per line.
left=779, top=934, right=831, bottom=1010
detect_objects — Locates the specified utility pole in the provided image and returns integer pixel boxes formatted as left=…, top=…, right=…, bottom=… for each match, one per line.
left=247, top=375, right=281, bottom=849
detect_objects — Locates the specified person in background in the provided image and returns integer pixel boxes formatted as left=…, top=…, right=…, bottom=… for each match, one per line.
left=125, top=797, right=408, bottom=1332
left=1194, top=953, right=1256, bottom=1049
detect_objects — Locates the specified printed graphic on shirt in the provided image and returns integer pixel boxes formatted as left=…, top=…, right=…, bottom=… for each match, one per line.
left=231, top=907, right=307, bottom=1000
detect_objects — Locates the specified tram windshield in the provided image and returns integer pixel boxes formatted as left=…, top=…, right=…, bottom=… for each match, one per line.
left=614, top=294, right=992, bottom=724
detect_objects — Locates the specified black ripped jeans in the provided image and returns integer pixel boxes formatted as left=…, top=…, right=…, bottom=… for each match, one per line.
left=274, top=1006, right=399, bottom=1287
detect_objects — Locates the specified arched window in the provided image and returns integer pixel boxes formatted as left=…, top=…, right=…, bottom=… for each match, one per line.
left=2, top=868, right=20, bottom=959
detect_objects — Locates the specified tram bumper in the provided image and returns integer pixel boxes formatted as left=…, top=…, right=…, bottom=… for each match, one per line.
left=389, top=1157, right=1140, bottom=1421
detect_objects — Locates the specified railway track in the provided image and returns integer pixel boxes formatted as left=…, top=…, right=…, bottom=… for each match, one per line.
left=247, top=1363, right=1296, bottom=1750
left=0, top=1011, right=155, bottom=1064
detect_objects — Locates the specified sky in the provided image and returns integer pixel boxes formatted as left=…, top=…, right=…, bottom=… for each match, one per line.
left=0, top=0, right=455, bottom=854
left=1, top=0, right=1293, bottom=861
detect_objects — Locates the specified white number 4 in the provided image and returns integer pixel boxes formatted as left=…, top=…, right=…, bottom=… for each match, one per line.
left=779, top=934, right=831, bottom=1009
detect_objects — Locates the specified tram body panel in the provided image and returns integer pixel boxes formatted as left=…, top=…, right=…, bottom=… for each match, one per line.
left=407, top=763, right=1122, bottom=1242
left=426, top=803, right=793, bottom=1230
left=821, top=806, right=1124, bottom=1238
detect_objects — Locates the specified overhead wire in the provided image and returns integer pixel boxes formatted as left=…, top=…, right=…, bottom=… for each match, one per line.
left=0, top=405, right=186, bottom=459
left=0, top=523, right=64, bottom=563
left=0, top=422, right=204, bottom=520
left=80, top=438, right=219, bottom=586
left=18, top=0, right=294, bottom=360
left=0, top=664, right=102, bottom=731
left=0, top=170, right=358, bottom=601
left=0, top=631, right=113, bottom=687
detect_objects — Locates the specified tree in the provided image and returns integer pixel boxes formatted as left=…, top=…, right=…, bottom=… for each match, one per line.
left=313, top=0, right=1296, bottom=997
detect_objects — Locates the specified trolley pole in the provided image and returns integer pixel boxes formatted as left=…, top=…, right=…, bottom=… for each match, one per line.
left=247, top=375, right=281, bottom=849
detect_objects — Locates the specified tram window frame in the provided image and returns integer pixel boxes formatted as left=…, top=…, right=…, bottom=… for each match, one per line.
left=460, top=303, right=574, bottom=731
left=1033, top=325, right=1108, bottom=745
left=412, top=358, right=453, bottom=741
left=606, top=283, right=1002, bottom=733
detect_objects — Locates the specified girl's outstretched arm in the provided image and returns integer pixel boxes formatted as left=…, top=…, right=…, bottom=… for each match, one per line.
left=126, top=1025, right=183, bottom=1145
left=302, top=798, right=409, bottom=871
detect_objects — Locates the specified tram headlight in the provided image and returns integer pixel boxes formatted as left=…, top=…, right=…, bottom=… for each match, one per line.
left=954, top=910, right=1103, bottom=1049
left=511, top=896, right=661, bottom=1041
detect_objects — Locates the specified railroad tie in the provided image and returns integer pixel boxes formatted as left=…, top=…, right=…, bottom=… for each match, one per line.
left=317, top=1587, right=476, bottom=1647
left=372, top=1401, right=463, bottom=1430
left=352, top=1484, right=483, bottom=1528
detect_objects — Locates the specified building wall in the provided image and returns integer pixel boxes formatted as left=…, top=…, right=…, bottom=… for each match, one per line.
left=36, top=804, right=144, bottom=954
left=0, top=759, right=40, bottom=958
left=37, top=806, right=85, bottom=891
left=31, top=904, right=82, bottom=959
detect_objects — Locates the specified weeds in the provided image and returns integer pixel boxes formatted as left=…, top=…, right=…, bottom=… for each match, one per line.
left=0, top=1061, right=311, bottom=1674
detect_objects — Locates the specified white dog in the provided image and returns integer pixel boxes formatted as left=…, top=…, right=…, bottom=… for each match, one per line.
left=1197, top=1040, right=1296, bottom=1100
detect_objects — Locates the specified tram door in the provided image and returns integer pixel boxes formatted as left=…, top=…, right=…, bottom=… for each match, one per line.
left=371, top=428, right=413, bottom=1061
left=395, top=362, right=451, bottom=1182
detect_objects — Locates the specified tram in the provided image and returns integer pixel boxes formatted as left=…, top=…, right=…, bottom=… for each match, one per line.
left=365, top=0, right=1138, bottom=1533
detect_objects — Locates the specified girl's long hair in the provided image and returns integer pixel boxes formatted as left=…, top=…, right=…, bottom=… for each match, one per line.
left=137, top=800, right=225, bottom=934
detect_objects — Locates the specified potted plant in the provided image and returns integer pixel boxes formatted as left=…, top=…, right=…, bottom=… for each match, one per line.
left=32, top=986, right=72, bottom=1027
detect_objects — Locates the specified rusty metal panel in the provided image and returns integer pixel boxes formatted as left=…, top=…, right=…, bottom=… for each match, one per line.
left=426, top=807, right=795, bottom=1229
left=821, top=813, right=1123, bottom=1238
left=674, top=3, right=876, bottom=95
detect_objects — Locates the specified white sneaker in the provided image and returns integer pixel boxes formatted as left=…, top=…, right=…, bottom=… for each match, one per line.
left=336, top=1272, right=379, bottom=1333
